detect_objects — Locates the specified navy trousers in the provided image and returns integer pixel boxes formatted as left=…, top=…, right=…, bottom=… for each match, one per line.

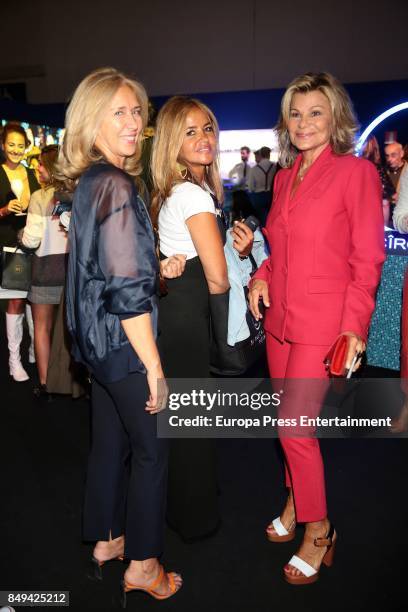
left=83, top=372, right=168, bottom=560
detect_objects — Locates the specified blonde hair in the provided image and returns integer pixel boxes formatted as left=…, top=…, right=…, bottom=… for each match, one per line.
left=56, top=67, right=148, bottom=190
left=150, top=96, right=223, bottom=225
left=277, top=72, right=359, bottom=168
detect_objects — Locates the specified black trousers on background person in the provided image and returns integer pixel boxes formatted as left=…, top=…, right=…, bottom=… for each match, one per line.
left=83, top=372, right=169, bottom=560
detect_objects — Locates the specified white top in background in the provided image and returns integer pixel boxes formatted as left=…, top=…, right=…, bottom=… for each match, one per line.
left=158, top=181, right=216, bottom=259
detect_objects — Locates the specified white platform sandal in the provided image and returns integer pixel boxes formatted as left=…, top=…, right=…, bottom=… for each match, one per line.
left=266, top=516, right=296, bottom=543
left=284, top=523, right=336, bottom=585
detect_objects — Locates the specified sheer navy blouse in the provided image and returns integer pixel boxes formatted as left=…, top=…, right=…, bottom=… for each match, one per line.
left=66, top=162, right=158, bottom=383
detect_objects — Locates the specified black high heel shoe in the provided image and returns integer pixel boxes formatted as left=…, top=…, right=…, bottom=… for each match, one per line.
left=88, top=554, right=124, bottom=581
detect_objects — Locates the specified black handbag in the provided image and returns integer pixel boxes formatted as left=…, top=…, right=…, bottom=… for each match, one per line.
left=0, top=246, right=32, bottom=291
left=209, top=253, right=266, bottom=376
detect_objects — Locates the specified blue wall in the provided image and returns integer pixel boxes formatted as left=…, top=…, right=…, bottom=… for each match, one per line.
left=1, top=78, right=408, bottom=144
left=152, top=79, right=408, bottom=144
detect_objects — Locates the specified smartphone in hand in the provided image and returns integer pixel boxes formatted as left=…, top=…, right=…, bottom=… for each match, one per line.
left=243, top=215, right=260, bottom=233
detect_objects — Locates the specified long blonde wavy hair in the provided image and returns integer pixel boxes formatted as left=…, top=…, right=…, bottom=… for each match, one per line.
left=56, top=67, right=148, bottom=190
left=277, top=72, right=359, bottom=168
left=150, top=96, right=223, bottom=226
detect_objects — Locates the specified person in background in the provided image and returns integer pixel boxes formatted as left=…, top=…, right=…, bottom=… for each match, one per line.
left=228, top=146, right=256, bottom=224
left=248, top=146, right=276, bottom=225
left=365, top=155, right=407, bottom=396
left=58, top=67, right=182, bottom=602
left=0, top=122, right=40, bottom=381
left=228, top=146, right=252, bottom=190
left=20, top=145, right=69, bottom=398
left=391, top=263, right=408, bottom=433
left=151, top=95, right=253, bottom=541
left=361, top=136, right=395, bottom=225
left=249, top=72, right=384, bottom=585
left=385, top=141, right=407, bottom=201
left=367, top=149, right=408, bottom=388
left=372, top=158, right=408, bottom=435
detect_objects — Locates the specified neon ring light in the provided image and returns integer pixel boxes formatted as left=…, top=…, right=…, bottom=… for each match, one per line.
left=355, top=101, right=408, bottom=154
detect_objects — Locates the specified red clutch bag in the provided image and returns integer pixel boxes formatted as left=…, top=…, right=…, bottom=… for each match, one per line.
left=324, top=335, right=350, bottom=377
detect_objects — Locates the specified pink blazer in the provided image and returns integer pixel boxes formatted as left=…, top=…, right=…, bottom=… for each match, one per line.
left=253, top=145, right=385, bottom=345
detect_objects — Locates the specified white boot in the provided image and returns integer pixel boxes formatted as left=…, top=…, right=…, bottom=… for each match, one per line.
left=6, top=313, right=30, bottom=382
left=25, top=304, right=36, bottom=363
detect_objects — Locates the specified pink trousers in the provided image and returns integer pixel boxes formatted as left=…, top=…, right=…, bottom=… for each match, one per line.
left=266, top=332, right=330, bottom=522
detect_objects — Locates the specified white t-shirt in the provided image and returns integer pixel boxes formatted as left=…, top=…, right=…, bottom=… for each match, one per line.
left=158, top=181, right=216, bottom=259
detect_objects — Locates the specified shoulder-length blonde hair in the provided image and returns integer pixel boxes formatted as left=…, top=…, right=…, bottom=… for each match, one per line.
left=150, top=96, right=223, bottom=225
left=277, top=72, right=359, bottom=168
left=56, top=67, right=148, bottom=190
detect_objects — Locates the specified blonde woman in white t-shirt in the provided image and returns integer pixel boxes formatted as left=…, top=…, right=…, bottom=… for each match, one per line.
left=151, top=96, right=253, bottom=541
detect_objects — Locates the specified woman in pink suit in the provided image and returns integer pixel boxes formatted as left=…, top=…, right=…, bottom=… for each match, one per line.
left=249, top=72, right=385, bottom=585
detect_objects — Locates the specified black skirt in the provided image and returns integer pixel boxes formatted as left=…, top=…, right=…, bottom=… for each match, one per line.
left=158, top=255, right=220, bottom=540
left=159, top=255, right=210, bottom=377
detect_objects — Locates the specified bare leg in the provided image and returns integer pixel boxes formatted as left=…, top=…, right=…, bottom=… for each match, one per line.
left=31, top=303, right=55, bottom=385
left=7, top=298, right=25, bottom=314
